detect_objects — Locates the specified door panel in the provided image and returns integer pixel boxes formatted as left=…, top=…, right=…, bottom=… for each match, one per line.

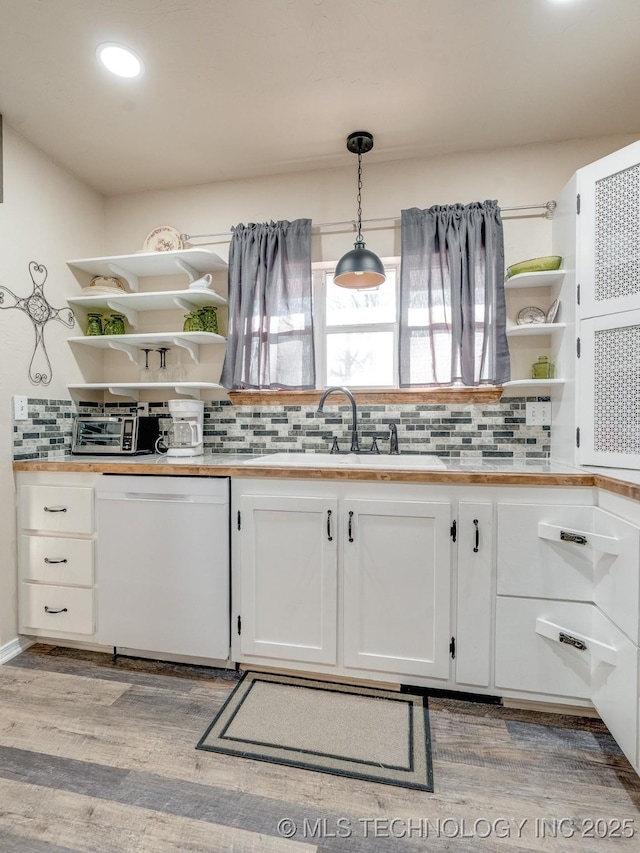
left=239, top=495, right=338, bottom=665
left=342, top=498, right=451, bottom=679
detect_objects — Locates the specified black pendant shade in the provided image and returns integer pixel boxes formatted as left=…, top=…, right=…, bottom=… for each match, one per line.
left=334, top=241, right=386, bottom=289
left=334, top=131, right=386, bottom=290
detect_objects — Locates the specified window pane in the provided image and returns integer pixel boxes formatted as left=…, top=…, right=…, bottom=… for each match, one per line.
left=326, top=331, right=394, bottom=386
left=326, top=269, right=396, bottom=326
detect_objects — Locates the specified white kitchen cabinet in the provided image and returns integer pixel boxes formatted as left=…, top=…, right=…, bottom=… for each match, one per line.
left=455, top=502, right=494, bottom=688
left=342, top=498, right=451, bottom=679
left=233, top=479, right=454, bottom=685
left=66, top=248, right=228, bottom=402
left=237, top=494, right=338, bottom=665
left=497, top=502, right=640, bottom=643
left=495, top=495, right=640, bottom=774
left=17, top=472, right=98, bottom=641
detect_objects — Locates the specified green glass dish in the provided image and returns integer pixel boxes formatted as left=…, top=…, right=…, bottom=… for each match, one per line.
left=85, top=313, right=103, bottom=336
left=103, top=314, right=126, bottom=335
left=183, top=311, right=205, bottom=332
left=506, top=256, right=562, bottom=280
left=198, top=306, right=218, bottom=334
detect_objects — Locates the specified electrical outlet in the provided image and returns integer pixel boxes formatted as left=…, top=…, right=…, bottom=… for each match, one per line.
left=526, top=401, right=552, bottom=426
left=13, top=396, right=28, bottom=420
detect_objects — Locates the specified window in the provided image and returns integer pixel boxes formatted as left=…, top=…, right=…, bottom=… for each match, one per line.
left=313, top=260, right=400, bottom=388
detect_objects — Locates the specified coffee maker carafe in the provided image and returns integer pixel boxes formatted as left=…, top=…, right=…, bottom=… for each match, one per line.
left=166, top=399, right=204, bottom=457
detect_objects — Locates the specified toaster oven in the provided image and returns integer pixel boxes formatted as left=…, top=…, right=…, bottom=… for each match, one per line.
left=71, top=416, right=160, bottom=455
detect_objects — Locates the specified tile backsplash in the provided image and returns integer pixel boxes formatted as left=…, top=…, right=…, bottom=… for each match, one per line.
left=12, top=397, right=550, bottom=461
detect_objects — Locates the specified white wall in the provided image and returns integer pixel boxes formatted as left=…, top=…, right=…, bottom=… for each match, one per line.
left=0, top=124, right=104, bottom=648
left=105, top=134, right=639, bottom=266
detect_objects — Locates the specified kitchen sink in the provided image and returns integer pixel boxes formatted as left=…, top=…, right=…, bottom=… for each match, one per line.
left=244, top=452, right=446, bottom=470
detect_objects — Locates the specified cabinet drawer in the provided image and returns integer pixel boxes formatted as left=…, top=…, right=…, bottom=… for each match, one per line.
left=21, top=535, right=94, bottom=586
left=20, top=583, right=94, bottom=635
left=495, top=596, right=592, bottom=700
left=497, top=504, right=640, bottom=641
left=20, top=485, right=94, bottom=534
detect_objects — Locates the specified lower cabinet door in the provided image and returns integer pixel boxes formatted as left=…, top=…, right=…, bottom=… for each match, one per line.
left=239, top=494, right=338, bottom=665
left=591, top=608, right=639, bottom=772
left=342, top=498, right=451, bottom=679
left=20, top=583, right=94, bottom=636
left=495, top=597, right=592, bottom=700
left=455, top=502, right=494, bottom=688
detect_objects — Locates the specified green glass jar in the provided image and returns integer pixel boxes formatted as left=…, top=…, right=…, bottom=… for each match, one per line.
left=183, top=311, right=205, bottom=332
left=85, top=313, right=103, bottom=336
left=198, top=306, right=218, bottom=334
left=531, top=355, right=556, bottom=379
left=103, top=313, right=126, bottom=335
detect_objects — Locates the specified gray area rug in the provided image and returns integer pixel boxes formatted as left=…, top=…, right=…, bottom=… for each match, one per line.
left=197, top=671, right=433, bottom=791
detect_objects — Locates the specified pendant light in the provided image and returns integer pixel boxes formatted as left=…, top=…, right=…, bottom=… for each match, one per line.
left=334, top=131, right=386, bottom=289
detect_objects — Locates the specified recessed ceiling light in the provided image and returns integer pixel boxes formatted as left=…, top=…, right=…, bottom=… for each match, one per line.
left=97, top=43, right=143, bottom=78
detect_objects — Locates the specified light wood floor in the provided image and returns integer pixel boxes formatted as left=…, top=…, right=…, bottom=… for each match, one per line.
left=1, top=644, right=640, bottom=852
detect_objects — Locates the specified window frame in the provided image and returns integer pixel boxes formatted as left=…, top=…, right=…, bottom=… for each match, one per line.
left=312, top=258, right=401, bottom=390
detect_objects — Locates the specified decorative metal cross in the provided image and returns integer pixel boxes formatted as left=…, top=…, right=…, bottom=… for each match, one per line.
left=0, top=261, right=75, bottom=385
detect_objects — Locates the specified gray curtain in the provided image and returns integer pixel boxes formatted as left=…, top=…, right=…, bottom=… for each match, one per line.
left=399, top=201, right=510, bottom=386
left=220, top=219, right=315, bottom=389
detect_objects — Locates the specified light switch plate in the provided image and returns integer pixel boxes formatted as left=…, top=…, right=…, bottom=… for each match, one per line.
left=13, top=395, right=28, bottom=420
left=526, top=401, right=552, bottom=426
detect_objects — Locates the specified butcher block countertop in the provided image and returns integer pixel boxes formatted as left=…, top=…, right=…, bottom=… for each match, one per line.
left=12, top=454, right=640, bottom=502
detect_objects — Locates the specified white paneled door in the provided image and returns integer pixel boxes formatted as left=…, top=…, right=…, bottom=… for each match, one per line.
left=342, top=498, right=451, bottom=679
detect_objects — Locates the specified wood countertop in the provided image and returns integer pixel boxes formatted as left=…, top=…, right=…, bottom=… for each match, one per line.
left=12, top=454, right=640, bottom=501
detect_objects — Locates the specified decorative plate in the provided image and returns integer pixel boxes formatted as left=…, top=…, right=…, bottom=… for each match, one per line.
left=142, top=225, right=183, bottom=253
left=516, top=306, right=546, bottom=325
left=546, top=298, right=560, bottom=324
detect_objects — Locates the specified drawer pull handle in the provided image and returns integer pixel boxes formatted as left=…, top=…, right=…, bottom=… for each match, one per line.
left=473, top=518, right=479, bottom=553
left=44, top=606, right=68, bottom=615
left=44, top=558, right=68, bottom=564
left=560, top=530, right=587, bottom=545
left=559, top=631, right=587, bottom=651
left=43, top=506, right=68, bottom=513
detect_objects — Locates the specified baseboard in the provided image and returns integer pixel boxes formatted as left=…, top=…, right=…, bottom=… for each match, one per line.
left=502, top=697, right=600, bottom=718
left=0, top=636, right=34, bottom=664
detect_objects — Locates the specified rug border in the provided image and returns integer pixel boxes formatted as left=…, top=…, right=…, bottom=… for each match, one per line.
left=196, top=670, right=434, bottom=792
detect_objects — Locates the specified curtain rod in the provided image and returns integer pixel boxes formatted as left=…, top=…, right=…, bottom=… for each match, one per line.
left=180, top=200, right=556, bottom=244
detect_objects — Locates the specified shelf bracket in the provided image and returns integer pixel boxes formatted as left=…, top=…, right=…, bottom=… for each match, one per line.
left=174, top=384, right=201, bottom=399
left=106, top=386, right=140, bottom=401
left=172, top=296, right=198, bottom=312
left=106, top=340, right=139, bottom=364
left=169, top=335, right=199, bottom=363
left=105, top=300, right=138, bottom=329
left=106, top=262, right=139, bottom=292
left=175, top=259, right=199, bottom=282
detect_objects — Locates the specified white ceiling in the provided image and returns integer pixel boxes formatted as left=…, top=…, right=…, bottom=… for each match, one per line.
left=1, top=0, right=639, bottom=196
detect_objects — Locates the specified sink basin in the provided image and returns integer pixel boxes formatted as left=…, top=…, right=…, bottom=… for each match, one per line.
left=244, top=452, right=446, bottom=470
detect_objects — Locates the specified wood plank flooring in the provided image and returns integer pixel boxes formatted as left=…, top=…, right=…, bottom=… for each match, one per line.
left=1, top=644, right=640, bottom=852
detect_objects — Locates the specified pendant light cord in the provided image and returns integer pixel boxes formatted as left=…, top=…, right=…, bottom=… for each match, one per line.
left=355, top=151, right=364, bottom=244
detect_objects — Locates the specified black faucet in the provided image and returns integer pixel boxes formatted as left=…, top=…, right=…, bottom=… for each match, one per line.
left=388, top=423, right=400, bottom=454
left=317, top=386, right=360, bottom=453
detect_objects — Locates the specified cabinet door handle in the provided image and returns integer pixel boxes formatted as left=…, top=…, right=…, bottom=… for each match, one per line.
left=348, top=510, right=354, bottom=543
left=560, top=530, right=587, bottom=546
left=326, top=510, right=333, bottom=541
left=559, top=631, right=587, bottom=651
left=44, top=606, right=68, bottom=614
left=473, top=518, right=479, bottom=553
left=44, top=557, right=68, bottom=564
left=44, top=506, right=67, bottom=513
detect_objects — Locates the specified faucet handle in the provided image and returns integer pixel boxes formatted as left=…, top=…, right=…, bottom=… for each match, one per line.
left=370, top=437, right=380, bottom=454
left=330, top=436, right=341, bottom=454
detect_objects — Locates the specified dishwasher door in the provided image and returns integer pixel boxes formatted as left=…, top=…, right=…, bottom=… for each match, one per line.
left=97, top=475, right=229, bottom=660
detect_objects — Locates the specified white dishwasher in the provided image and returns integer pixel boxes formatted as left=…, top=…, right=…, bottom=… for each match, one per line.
left=96, top=475, right=230, bottom=661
